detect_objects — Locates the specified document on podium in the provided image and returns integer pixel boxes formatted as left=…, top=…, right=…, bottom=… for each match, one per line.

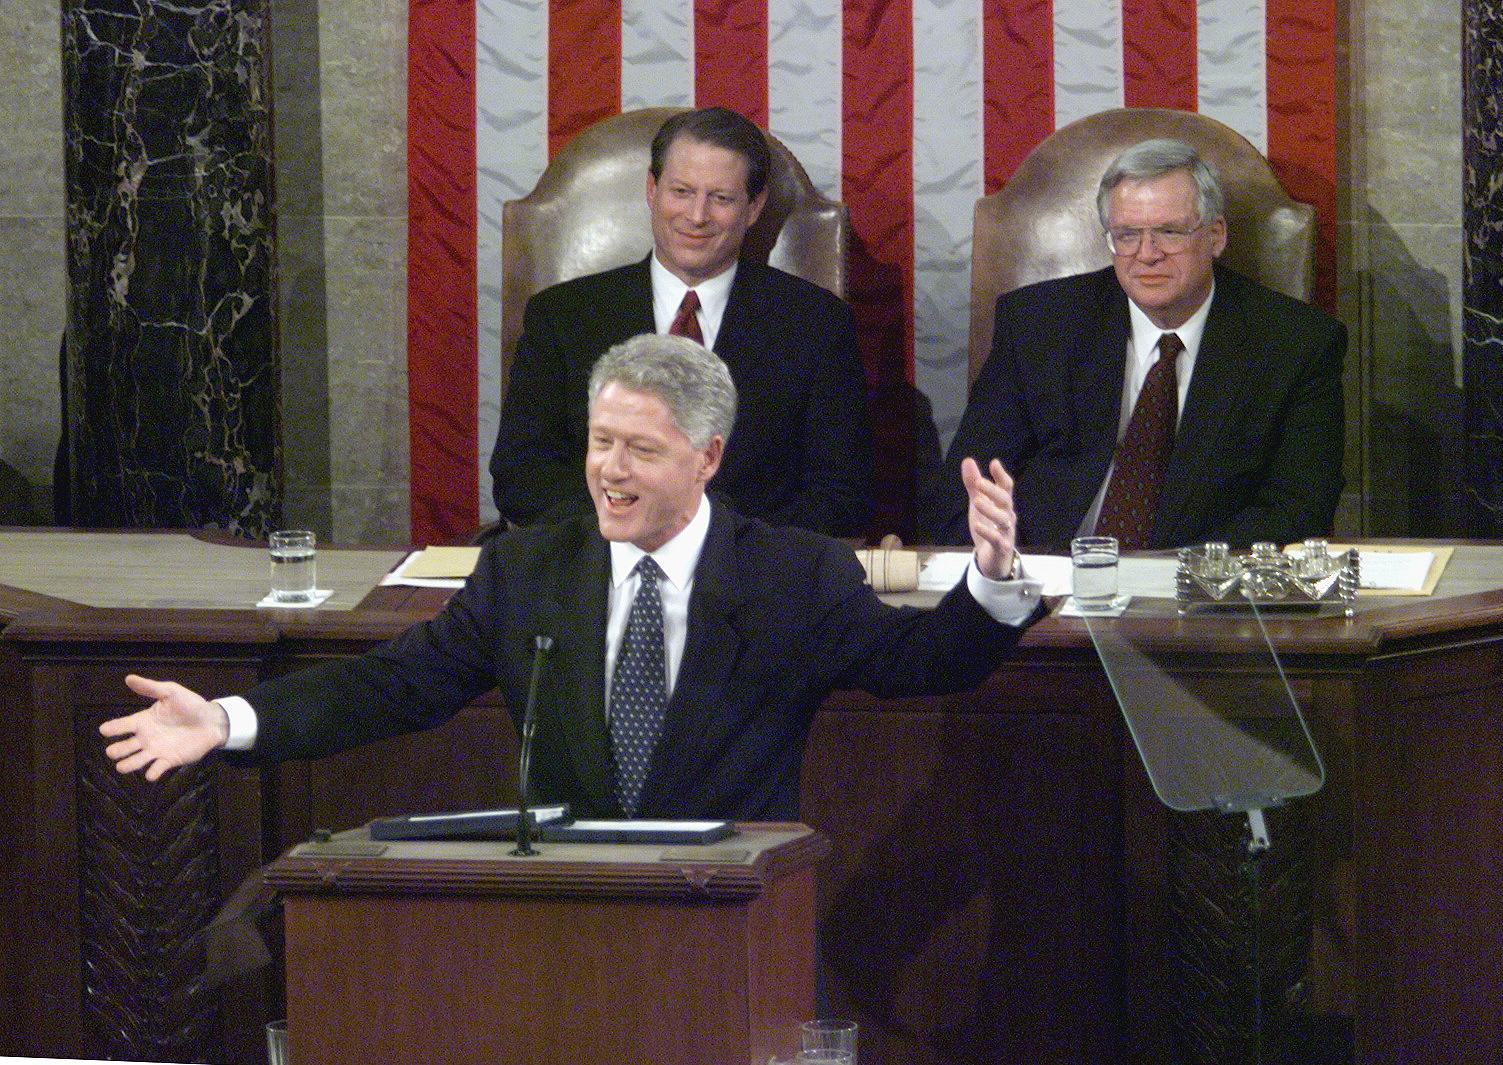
left=540, top=820, right=736, bottom=845
left=370, top=804, right=570, bottom=840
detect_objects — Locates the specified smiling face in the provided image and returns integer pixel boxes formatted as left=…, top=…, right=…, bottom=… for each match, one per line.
left=586, top=382, right=723, bottom=552
left=1107, top=169, right=1227, bottom=329
left=646, top=135, right=767, bottom=286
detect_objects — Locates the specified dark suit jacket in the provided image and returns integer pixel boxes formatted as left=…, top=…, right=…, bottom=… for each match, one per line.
left=231, top=502, right=1030, bottom=821
left=921, top=265, right=1346, bottom=551
left=491, top=257, right=874, bottom=536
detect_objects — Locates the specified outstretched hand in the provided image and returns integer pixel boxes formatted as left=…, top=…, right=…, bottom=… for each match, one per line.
left=962, top=457, right=1019, bottom=581
left=99, top=674, right=230, bottom=781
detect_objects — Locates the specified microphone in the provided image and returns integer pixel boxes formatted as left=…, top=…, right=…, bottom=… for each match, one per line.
left=510, top=630, right=555, bottom=857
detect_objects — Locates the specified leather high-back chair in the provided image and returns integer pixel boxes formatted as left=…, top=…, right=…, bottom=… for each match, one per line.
left=500, top=107, right=848, bottom=395
left=969, top=107, right=1315, bottom=383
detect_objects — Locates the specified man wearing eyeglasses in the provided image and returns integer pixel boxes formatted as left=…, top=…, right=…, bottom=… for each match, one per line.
left=921, top=138, right=1345, bottom=551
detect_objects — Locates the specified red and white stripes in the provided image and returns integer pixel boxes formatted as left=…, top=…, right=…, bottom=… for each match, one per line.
left=408, top=0, right=1335, bottom=543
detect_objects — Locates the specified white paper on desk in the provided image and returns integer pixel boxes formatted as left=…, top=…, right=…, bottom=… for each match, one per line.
left=918, top=552, right=971, bottom=591
left=1118, top=557, right=1181, bottom=597
left=918, top=551, right=1078, bottom=595
left=1014, top=555, right=1177, bottom=598
left=1019, top=554, right=1074, bottom=596
left=379, top=550, right=467, bottom=589
left=920, top=553, right=1179, bottom=599
left=1356, top=550, right=1434, bottom=591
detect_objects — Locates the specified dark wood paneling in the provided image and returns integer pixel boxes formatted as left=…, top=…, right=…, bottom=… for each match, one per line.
left=7, top=548, right=1503, bottom=1063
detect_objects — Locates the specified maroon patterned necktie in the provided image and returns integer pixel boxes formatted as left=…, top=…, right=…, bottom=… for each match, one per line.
left=1095, top=332, right=1184, bottom=550
left=668, top=289, right=703, bottom=343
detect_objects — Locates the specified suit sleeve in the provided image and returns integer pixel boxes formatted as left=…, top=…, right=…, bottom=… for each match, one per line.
left=807, top=540, right=1035, bottom=699
left=763, top=299, right=874, bottom=536
left=1210, top=317, right=1347, bottom=546
left=489, top=294, right=593, bottom=526
left=917, top=294, right=1036, bottom=545
left=226, top=545, right=517, bottom=764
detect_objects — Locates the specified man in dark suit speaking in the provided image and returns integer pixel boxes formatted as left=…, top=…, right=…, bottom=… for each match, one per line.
left=492, top=106, right=873, bottom=537
left=102, top=335, right=1040, bottom=821
left=922, top=138, right=1345, bottom=552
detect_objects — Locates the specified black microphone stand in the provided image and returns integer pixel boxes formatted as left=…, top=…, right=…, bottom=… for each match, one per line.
left=510, top=633, right=554, bottom=857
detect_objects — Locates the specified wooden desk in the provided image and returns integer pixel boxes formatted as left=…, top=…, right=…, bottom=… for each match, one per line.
left=3, top=532, right=1502, bottom=1064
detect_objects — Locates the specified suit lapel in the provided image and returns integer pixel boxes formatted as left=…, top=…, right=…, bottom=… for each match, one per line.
left=1073, top=278, right=1132, bottom=515
left=548, top=530, right=617, bottom=813
left=1157, top=270, right=1247, bottom=541
left=713, top=259, right=764, bottom=367
left=637, top=504, right=747, bottom=813
left=620, top=256, right=657, bottom=338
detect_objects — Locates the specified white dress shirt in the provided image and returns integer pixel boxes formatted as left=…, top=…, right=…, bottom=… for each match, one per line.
left=1079, top=284, right=1216, bottom=537
left=650, top=254, right=736, bottom=350
left=603, top=493, right=713, bottom=708
left=220, top=496, right=1039, bottom=747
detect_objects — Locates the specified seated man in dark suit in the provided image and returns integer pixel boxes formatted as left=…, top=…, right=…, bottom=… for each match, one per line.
left=921, top=138, right=1345, bottom=551
left=493, top=106, right=874, bottom=537
left=102, top=335, right=1041, bottom=822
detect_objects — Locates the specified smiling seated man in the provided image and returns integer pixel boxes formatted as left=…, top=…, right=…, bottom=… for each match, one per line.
left=102, top=335, right=1042, bottom=822
left=920, top=138, right=1345, bottom=553
left=491, top=106, right=873, bottom=538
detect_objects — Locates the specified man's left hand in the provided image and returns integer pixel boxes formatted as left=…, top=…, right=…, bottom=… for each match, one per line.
left=962, top=457, right=1019, bottom=581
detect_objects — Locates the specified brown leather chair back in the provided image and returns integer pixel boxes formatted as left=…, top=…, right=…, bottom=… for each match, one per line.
left=969, top=107, right=1316, bottom=383
left=500, top=107, right=848, bottom=394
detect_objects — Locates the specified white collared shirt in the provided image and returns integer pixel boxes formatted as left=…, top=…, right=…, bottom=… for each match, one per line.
left=1080, top=283, right=1216, bottom=536
left=603, top=494, right=712, bottom=708
left=650, top=254, right=736, bottom=350
left=1120, top=283, right=1213, bottom=433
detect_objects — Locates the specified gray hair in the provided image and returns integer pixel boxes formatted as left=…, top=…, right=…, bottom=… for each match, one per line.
left=587, top=333, right=737, bottom=449
left=1096, top=139, right=1225, bottom=229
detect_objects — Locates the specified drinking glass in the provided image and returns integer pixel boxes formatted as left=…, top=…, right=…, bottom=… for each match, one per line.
left=265, top=1019, right=288, bottom=1065
left=269, top=530, right=317, bottom=603
left=801, top=1018, right=858, bottom=1063
left=1071, top=535, right=1119, bottom=611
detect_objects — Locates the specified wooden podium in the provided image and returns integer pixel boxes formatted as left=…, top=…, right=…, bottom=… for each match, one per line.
left=263, top=823, right=829, bottom=1065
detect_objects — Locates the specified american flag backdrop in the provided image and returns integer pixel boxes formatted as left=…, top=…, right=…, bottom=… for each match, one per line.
left=407, top=0, right=1336, bottom=544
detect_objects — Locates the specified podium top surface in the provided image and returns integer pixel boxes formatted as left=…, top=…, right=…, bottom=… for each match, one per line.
left=264, top=822, right=829, bottom=902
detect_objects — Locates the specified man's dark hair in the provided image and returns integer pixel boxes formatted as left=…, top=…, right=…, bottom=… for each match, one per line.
left=650, top=107, right=772, bottom=200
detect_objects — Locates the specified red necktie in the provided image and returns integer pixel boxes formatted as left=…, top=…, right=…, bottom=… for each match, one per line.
left=1096, top=332, right=1184, bottom=550
left=668, top=290, right=703, bottom=344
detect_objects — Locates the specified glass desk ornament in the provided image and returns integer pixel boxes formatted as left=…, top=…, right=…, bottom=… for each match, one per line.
left=1176, top=539, right=1359, bottom=616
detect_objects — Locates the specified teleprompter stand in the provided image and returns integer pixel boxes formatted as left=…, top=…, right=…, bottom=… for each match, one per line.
left=1084, top=598, right=1325, bottom=1065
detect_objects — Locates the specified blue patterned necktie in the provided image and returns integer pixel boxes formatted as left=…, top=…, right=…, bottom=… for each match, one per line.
left=609, top=556, right=668, bottom=817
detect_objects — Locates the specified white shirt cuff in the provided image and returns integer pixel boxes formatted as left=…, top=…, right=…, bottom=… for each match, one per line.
left=217, top=695, right=258, bottom=750
left=966, top=555, right=1044, bottom=627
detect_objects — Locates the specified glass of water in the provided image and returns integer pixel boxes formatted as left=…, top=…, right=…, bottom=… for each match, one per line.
left=1071, top=535, right=1119, bottom=612
left=265, top=1019, right=288, bottom=1065
left=269, top=530, right=317, bottom=603
left=801, top=1019, right=858, bottom=1061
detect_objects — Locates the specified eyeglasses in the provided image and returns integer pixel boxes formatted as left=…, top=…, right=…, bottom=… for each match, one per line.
left=1105, top=223, right=1207, bottom=256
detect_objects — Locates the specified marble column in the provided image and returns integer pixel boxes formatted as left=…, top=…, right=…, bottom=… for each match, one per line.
left=61, top=0, right=280, bottom=536
left=1464, top=0, right=1503, bottom=536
